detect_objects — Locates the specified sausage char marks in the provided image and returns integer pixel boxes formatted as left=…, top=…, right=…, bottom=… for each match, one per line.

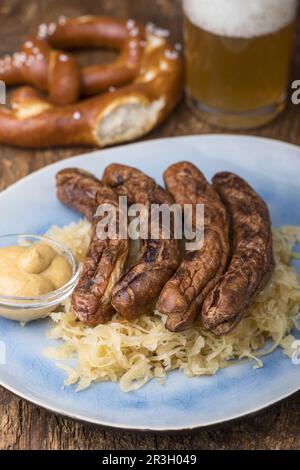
left=156, top=162, right=230, bottom=332
left=103, top=163, right=180, bottom=320
left=201, top=172, right=274, bottom=336
left=56, top=168, right=129, bottom=325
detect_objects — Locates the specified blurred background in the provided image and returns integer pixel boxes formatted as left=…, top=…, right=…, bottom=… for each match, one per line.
left=0, top=0, right=299, bottom=145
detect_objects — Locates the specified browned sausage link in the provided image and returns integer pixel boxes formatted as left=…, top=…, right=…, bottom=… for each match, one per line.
left=56, top=168, right=129, bottom=325
left=102, top=163, right=180, bottom=320
left=201, top=172, right=274, bottom=336
left=56, top=168, right=104, bottom=221
left=156, top=162, right=230, bottom=332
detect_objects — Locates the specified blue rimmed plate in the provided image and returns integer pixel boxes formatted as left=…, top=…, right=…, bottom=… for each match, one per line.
left=0, top=135, right=299, bottom=431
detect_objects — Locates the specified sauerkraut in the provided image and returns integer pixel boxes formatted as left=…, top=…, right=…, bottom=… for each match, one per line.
left=44, top=221, right=300, bottom=392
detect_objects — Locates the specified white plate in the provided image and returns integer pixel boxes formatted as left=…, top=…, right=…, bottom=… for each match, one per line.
left=0, top=135, right=299, bottom=431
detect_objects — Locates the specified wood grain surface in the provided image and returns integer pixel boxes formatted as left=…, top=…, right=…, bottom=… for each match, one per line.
left=0, top=0, right=299, bottom=450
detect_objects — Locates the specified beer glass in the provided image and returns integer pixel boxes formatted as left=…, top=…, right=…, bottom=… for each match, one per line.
left=183, top=0, right=298, bottom=129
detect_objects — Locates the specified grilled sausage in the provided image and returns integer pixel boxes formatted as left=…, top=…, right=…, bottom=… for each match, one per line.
left=56, top=168, right=128, bottom=325
left=201, top=172, right=274, bottom=336
left=102, top=163, right=180, bottom=319
left=57, top=168, right=103, bottom=222
left=156, top=162, right=230, bottom=331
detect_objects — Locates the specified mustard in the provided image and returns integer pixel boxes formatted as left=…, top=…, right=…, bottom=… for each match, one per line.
left=0, top=243, right=72, bottom=298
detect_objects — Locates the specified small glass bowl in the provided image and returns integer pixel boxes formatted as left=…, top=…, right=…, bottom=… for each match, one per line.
left=0, top=234, right=80, bottom=322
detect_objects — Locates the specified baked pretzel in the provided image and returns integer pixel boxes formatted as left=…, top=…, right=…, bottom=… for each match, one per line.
left=0, top=36, right=81, bottom=106
left=0, top=16, right=146, bottom=104
left=0, top=19, right=183, bottom=148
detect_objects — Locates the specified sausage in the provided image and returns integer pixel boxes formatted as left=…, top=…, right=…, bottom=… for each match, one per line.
left=56, top=167, right=104, bottom=221
left=156, top=162, right=230, bottom=331
left=56, top=168, right=128, bottom=325
left=102, top=163, right=180, bottom=319
left=201, top=172, right=274, bottom=336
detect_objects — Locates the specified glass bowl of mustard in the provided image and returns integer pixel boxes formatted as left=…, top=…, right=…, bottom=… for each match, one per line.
left=0, top=234, right=80, bottom=322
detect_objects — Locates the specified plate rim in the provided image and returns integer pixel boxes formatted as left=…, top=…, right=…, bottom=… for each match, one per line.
left=0, top=133, right=300, bottom=431
left=2, top=133, right=300, bottom=199
left=0, top=375, right=299, bottom=432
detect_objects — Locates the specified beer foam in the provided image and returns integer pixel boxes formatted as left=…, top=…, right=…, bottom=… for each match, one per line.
left=183, top=0, right=298, bottom=38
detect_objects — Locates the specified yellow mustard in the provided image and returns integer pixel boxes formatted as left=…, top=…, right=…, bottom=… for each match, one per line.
left=0, top=243, right=72, bottom=297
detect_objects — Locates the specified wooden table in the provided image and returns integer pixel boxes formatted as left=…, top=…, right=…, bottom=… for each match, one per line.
left=0, top=0, right=299, bottom=451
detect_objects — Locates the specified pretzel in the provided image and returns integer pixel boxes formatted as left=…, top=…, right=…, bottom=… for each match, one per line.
left=0, top=18, right=183, bottom=148
left=0, top=16, right=147, bottom=104
left=0, top=36, right=81, bottom=106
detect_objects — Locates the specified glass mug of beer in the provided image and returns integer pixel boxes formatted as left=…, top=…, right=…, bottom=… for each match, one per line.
left=183, top=0, right=298, bottom=129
